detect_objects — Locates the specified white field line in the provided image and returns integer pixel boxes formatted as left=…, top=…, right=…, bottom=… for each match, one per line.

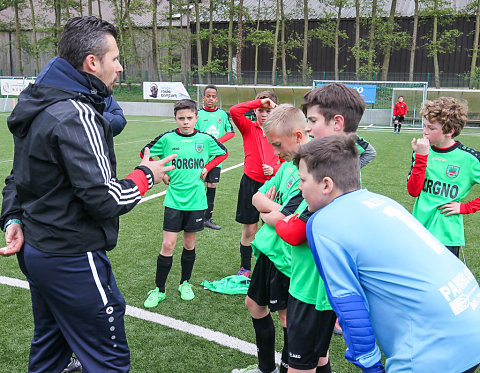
left=0, top=274, right=280, bottom=363
left=0, top=159, right=13, bottom=163
left=139, top=162, right=244, bottom=204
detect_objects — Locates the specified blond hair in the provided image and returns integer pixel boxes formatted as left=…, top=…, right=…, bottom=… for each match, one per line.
left=263, top=104, right=307, bottom=137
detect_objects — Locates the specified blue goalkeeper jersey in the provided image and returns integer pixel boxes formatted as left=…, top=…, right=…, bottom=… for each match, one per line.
left=306, top=189, right=480, bottom=373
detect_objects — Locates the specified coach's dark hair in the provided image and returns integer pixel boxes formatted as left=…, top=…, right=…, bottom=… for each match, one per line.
left=294, top=134, right=360, bottom=192
left=204, top=84, right=218, bottom=94
left=301, top=83, right=365, bottom=133
left=58, top=16, right=117, bottom=69
left=256, top=90, right=279, bottom=105
left=174, top=99, right=198, bottom=116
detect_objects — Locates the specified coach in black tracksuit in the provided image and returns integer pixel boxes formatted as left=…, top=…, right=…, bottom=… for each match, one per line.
left=0, top=17, right=174, bottom=372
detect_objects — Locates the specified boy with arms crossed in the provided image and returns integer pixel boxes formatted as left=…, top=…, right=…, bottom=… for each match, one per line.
left=408, top=97, right=480, bottom=257
left=195, top=84, right=235, bottom=230
left=230, top=91, right=282, bottom=277
left=142, top=99, right=228, bottom=307
left=281, top=83, right=375, bottom=336
left=233, top=105, right=309, bottom=373
left=298, top=134, right=480, bottom=373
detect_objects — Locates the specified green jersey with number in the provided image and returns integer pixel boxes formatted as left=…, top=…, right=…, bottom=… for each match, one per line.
left=288, top=199, right=332, bottom=311
left=144, top=129, right=227, bottom=211
left=196, top=108, right=233, bottom=168
left=251, top=161, right=301, bottom=277
left=410, top=142, right=480, bottom=246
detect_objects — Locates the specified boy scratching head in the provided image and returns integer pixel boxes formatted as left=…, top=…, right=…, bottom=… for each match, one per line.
left=294, top=134, right=361, bottom=212
left=174, top=99, right=198, bottom=136
left=254, top=90, right=279, bottom=126
left=203, top=84, right=218, bottom=109
left=263, top=104, right=309, bottom=161
left=301, top=83, right=365, bottom=138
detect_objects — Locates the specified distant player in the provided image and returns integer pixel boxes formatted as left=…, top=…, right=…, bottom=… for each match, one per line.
left=104, top=95, right=127, bottom=136
left=230, top=91, right=282, bottom=278
left=142, top=99, right=228, bottom=307
left=233, top=105, right=309, bottom=373
left=299, top=134, right=480, bottom=373
left=195, top=84, right=235, bottom=230
left=408, top=97, right=480, bottom=257
left=393, top=95, right=407, bottom=134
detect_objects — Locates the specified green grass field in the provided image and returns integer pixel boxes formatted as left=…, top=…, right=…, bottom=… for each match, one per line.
left=1, top=112, right=480, bottom=372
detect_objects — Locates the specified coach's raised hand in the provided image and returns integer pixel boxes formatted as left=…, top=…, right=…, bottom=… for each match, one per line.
left=140, top=147, right=177, bottom=185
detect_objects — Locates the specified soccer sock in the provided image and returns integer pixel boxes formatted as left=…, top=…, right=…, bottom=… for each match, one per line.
left=240, top=244, right=252, bottom=270
left=316, top=360, right=331, bottom=373
left=155, top=254, right=172, bottom=293
left=180, top=248, right=196, bottom=283
left=279, top=327, right=288, bottom=373
left=206, top=187, right=216, bottom=221
left=394, top=123, right=397, bottom=131
left=252, top=314, right=276, bottom=373
left=398, top=124, right=401, bottom=133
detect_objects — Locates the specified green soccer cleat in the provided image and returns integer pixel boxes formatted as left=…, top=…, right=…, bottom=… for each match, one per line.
left=178, top=281, right=195, bottom=300
left=143, top=287, right=166, bottom=308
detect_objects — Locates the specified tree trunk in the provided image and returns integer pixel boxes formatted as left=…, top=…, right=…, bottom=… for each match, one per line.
left=254, top=0, right=260, bottom=85
left=409, top=0, right=419, bottom=81
left=228, top=0, right=234, bottom=78
left=168, top=0, right=173, bottom=80
left=194, top=0, right=203, bottom=83
left=207, top=0, right=214, bottom=82
left=367, top=0, right=377, bottom=77
left=112, top=0, right=125, bottom=83
left=88, top=0, right=92, bottom=15
left=272, top=0, right=280, bottom=85
left=126, top=0, right=142, bottom=80
left=381, top=0, right=397, bottom=81
left=470, top=0, right=480, bottom=88
left=54, top=0, right=61, bottom=49
left=433, top=0, right=440, bottom=88
left=334, top=1, right=343, bottom=81
left=355, top=0, right=360, bottom=79
left=236, top=0, right=244, bottom=83
left=186, top=3, right=192, bottom=76
left=97, top=0, right=102, bottom=18
left=13, top=0, right=23, bottom=75
left=302, top=0, right=308, bottom=85
left=280, top=0, right=287, bottom=85
left=29, top=0, right=39, bottom=74
left=151, top=0, right=160, bottom=80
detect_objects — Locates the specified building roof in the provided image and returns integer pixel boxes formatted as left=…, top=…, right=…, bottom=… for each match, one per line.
left=0, top=0, right=473, bottom=29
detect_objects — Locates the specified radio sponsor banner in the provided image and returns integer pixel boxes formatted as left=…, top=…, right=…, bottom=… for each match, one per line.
left=143, top=82, right=190, bottom=100
left=1, top=78, right=35, bottom=96
left=314, top=81, right=377, bottom=104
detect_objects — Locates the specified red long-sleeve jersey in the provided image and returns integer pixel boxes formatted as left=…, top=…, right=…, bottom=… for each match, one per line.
left=230, top=99, right=282, bottom=182
left=394, top=101, right=408, bottom=117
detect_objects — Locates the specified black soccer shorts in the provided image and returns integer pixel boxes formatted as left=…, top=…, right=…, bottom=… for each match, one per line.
left=163, top=207, right=204, bottom=233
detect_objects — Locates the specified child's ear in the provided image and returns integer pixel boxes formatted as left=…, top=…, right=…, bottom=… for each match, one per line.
left=333, top=115, right=345, bottom=132
left=323, top=177, right=335, bottom=194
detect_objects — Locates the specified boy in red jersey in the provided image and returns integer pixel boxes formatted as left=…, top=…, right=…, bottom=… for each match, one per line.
left=393, top=95, right=407, bottom=134
left=230, top=91, right=282, bottom=277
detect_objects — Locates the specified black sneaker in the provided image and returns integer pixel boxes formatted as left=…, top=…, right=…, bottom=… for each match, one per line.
left=204, top=218, right=221, bottom=230
left=62, top=357, right=82, bottom=372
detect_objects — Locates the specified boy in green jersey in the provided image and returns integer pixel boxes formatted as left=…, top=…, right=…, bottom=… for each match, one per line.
left=408, top=97, right=480, bottom=257
left=195, top=84, right=235, bottom=230
left=233, top=105, right=313, bottom=373
left=141, top=99, right=228, bottom=307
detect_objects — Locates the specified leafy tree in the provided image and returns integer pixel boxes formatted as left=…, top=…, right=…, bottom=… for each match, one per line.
left=409, top=0, right=420, bottom=81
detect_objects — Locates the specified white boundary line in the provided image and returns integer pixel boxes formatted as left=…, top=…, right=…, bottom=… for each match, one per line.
left=0, top=274, right=280, bottom=363
left=139, top=162, right=244, bottom=204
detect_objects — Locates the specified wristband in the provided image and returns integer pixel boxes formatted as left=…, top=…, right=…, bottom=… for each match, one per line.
left=3, top=218, right=23, bottom=232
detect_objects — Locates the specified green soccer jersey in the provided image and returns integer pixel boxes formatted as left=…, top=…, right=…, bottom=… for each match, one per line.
left=144, top=129, right=227, bottom=211
left=195, top=108, right=233, bottom=168
left=251, top=161, right=302, bottom=277
left=410, top=142, right=480, bottom=246
left=288, top=199, right=332, bottom=311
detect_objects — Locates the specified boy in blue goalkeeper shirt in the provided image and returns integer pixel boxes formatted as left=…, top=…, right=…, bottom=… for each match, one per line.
left=297, top=135, right=480, bottom=373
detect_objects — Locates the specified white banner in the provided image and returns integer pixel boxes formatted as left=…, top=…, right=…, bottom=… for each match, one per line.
left=1, top=78, right=35, bottom=96
left=143, top=82, right=190, bottom=100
